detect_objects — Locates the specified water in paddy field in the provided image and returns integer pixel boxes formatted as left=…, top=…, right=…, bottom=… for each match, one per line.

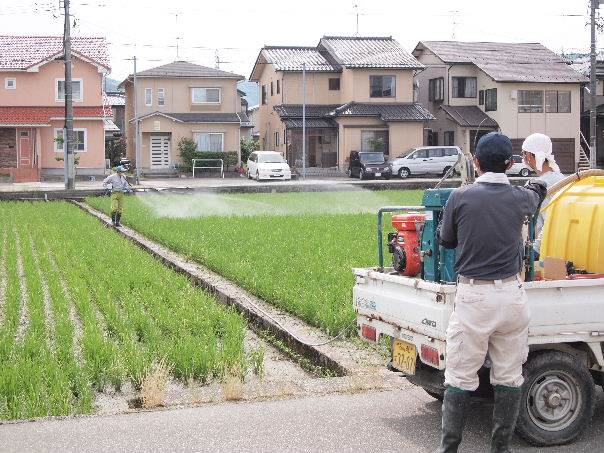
left=135, top=186, right=406, bottom=218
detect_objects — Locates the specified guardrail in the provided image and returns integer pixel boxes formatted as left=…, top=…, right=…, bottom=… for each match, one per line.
left=192, top=159, right=224, bottom=178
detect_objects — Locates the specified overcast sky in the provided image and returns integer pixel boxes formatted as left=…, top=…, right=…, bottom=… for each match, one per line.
left=0, top=0, right=596, bottom=81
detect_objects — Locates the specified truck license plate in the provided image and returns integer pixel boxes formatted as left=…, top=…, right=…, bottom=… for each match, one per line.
left=392, top=339, right=417, bottom=375
left=375, top=172, right=381, bottom=177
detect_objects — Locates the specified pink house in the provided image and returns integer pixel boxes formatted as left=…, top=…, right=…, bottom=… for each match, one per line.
left=0, top=36, right=110, bottom=182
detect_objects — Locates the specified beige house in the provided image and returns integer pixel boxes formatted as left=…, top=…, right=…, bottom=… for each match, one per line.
left=249, top=36, right=434, bottom=173
left=120, top=61, right=247, bottom=173
left=413, top=41, right=588, bottom=173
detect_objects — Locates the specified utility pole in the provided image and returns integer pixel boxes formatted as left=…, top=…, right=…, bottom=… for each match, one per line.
left=353, top=4, right=359, bottom=36
left=63, top=0, right=75, bottom=189
left=590, top=0, right=598, bottom=169
left=302, top=62, right=306, bottom=180
left=133, top=56, right=141, bottom=183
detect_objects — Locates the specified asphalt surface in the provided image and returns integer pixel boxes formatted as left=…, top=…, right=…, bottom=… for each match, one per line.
left=1, top=386, right=602, bottom=453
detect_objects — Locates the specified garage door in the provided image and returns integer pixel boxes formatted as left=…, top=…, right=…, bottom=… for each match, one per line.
left=511, top=138, right=576, bottom=173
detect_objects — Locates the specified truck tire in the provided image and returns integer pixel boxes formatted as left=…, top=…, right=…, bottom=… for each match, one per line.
left=516, top=351, right=595, bottom=446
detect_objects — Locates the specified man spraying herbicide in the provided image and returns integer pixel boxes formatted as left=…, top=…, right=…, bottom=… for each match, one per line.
left=436, top=133, right=547, bottom=453
left=102, top=165, right=132, bottom=227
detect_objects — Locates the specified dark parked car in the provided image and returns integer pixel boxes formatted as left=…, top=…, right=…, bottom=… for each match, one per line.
left=347, top=151, right=391, bottom=180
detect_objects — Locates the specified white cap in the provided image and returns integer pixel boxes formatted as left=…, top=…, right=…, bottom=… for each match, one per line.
left=521, top=133, right=560, bottom=173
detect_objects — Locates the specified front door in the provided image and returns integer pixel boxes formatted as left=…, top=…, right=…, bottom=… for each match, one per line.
left=18, top=130, right=32, bottom=167
left=150, top=136, right=170, bottom=168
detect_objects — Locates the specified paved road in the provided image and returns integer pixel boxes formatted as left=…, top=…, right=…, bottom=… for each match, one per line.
left=1, top=386, right=602, bottom=452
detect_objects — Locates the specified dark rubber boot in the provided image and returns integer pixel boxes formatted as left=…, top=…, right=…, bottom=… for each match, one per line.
left=491, top=386, right=522, bottom=453
left=110, top=211, right=116, bottom=226
left=115, top=213, right=122, bottom=227
left=437, top=387, right=471, bottom=453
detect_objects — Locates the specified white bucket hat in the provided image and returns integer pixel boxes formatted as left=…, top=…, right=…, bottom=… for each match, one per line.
left=521, top=133, right=560, bottom=173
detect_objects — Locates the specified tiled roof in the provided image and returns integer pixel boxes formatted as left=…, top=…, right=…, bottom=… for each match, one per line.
left=283, top=118, right=338, bottom=129
left=135, top=111, right=242, bottom=123
left=416, top=41, right=587, bottom=83
left=131, top=61, right=243, bottom=80
left=0, top=35, right=110, bottom=70
left=319, top=36, right=423, bottom=69
left=105, top=93, right=125, bottom=106
left=238, top=111, right=253, bottom=127
left=250, top=47, right=339, bottom=80
left=440, top=105, right=498, bottom=128
left=261, top=47, right=339, bottom=72
left=0, top=106, right=104, bottom=126
left=274, top=104, right=342, bottom=118
left=331, top=102, right=435, bottom=122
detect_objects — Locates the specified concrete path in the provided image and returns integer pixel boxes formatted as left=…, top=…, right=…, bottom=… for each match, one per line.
left=1, top=386, right=601, bottom=453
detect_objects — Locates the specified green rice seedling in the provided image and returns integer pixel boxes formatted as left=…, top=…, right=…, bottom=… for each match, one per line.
left=248, top=346, right=265, bottom=378
left=0, top=200, right=248, bottom=420
left=87, top=190, right=422, bottom=334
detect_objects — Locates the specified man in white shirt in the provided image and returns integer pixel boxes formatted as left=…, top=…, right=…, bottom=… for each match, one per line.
left=521, top=133, right=566, bottom=257
left=102, top=166, right=131, bottom=227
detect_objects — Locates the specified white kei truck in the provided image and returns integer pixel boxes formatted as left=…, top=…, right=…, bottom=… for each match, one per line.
left=353, top=271, right=604, bottom=446
left=353, top=167, right=604, bottom=447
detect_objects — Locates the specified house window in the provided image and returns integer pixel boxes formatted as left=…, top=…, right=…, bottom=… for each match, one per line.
left=144, top=88, right=152, bottom=106
left=275, top=131, right=280, bottom=147
left=485, top=88, right=497, bottom=112
left=56, top=79, right=83, bottom=101
left=444, top=131, right=455, bottom=146
left=261, top=85, right=267, bottom=105
left=5, top=78, right=16, bottom=90
left=157, top=88, right=165, bottom=106
left=428, top=77, right=444, bottom=102
left=451, top=77, right=477, bottom=98
left=277, top=80, right=280, bottom=94
left=55, top=128, right=87, bottom=152
left=270, top=81, right=274, bottom=96
left=479, top=90, right=484, bottom=105
left=329, top=78, right=340, bottom=91
left=518, top=90, right=543, bottom=113
left=194, top=132, right=224, bottom=152
left=192, top=87, right=221, bottom=104
left=545, top=90, right=571, bottom=113
left=361, top=130, right=389, bottom=153
left=370, top=75, right=396, bottom=98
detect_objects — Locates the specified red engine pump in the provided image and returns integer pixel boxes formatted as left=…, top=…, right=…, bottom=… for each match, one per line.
left=388, top=213, right=426, bottom=276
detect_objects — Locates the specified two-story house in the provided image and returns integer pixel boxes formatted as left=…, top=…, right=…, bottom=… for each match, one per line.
left=249, top=36, right=434, bottom=173
left=413, top=41, right=588, bottom=173
left=0, top=35, right=110, bottom=182
left=120, top=61, right=247, bottom=173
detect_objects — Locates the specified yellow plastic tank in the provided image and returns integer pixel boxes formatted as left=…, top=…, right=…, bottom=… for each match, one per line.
left=541, top=176, right=604, bottom=273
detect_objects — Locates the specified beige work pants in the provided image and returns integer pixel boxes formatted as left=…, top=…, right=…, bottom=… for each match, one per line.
left=444, top=277, right=530, bottom=391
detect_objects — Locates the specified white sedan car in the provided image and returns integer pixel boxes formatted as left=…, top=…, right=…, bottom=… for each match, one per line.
left=506, top=155, right=533, bottom=177
left=247, top=151, right=292, bottom=181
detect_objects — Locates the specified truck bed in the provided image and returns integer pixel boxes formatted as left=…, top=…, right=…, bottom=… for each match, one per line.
left=353, top=268, right=604, bottom=371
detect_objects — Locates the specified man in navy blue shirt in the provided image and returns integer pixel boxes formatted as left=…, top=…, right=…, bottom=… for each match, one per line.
left=437, top=133, right=546, bottom=453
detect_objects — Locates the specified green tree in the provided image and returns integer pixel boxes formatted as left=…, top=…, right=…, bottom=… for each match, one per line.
left=105, top=137, right=127, bottom=167
left=240, top=138, right=260, bottom=163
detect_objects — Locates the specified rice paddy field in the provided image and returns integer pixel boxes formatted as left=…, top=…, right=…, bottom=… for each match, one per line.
left=87, top=189, right=423, bottom=335
left=0, top=201, right=247, bottom=420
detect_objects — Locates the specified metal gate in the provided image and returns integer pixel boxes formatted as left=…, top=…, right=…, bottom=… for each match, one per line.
left=150, top=136, right=170, bottom=168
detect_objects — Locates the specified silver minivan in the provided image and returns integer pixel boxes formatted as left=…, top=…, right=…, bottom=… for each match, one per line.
left=389, top=146, right=462, bottom=179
